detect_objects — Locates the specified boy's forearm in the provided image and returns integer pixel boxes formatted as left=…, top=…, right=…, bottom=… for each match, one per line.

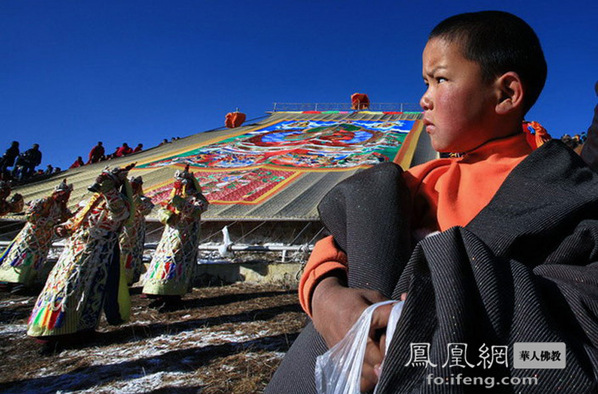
left=312, top=274, right=347, bottom=315
left=311, top=274, right=390, bottom=354
left=298, top=235, right=348, bottom=316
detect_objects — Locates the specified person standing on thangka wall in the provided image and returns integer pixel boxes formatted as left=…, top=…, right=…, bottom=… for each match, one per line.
left=142, top=165, right=209, bottom=309
left=0, top=179, right=73, bottom=293
left=27, top=164, right=136, bottom=342
left=120, top=176, right=154, bottom=286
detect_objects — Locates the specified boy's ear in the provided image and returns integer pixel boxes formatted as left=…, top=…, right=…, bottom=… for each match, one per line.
left=495, top=72, right=524, bottom=115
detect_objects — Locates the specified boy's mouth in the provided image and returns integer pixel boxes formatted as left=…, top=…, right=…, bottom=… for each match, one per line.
left=423, top=118, right=434, bottom=133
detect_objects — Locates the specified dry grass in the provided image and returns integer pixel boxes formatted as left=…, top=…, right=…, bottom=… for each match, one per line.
left=0, top=282, right=306, bottom=393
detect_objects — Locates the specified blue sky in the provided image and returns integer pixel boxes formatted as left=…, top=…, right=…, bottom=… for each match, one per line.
left=1, top=0, right=596, bottom=170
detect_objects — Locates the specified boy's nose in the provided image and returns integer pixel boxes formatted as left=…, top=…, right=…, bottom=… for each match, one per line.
left=420, top=92, right=432, bottom=111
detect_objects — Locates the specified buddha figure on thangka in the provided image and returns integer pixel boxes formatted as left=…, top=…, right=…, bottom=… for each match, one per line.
left=139, top=120, right=411, bottom=171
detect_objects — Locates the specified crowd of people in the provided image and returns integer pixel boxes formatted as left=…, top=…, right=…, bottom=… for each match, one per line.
left=561, top=132, right=587, bottom=152
left=82, top=141, right=144, bottom=166
left=0, top=140, right=147, bottom=186
left=0, top=142, right=43, bottom=183
left=0, top=165, right=209, bottom=343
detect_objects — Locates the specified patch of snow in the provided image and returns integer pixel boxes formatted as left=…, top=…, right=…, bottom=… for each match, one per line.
left=66, top=325, right=264, bottom=366
left=0, top=297, right=34, bottom=307
left=0, top=323, right=26, bottom=335
left=76, top=371, right=202, bottom=393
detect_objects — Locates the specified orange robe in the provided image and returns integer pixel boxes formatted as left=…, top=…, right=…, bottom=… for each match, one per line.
left=299, top=133, right=533, bottom=315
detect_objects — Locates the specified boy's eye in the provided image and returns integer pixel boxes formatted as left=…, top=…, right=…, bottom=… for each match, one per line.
left=436, top=77, right=447, bottom=83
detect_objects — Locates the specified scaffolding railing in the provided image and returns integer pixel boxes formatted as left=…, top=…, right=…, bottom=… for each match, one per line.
left=271, top=102, right=422, bottom=113
left=0, top=239, right=315, bottom=264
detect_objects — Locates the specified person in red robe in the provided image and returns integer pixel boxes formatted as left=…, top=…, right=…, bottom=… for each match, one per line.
left=115, top=143, right=133, bottom=158
left=88, top=142, right=105, bottom=164
left=69, top=156, right=85, bottom=169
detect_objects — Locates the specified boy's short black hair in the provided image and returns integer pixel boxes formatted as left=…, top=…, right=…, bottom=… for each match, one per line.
left=430, top=10, right=547, bottom=114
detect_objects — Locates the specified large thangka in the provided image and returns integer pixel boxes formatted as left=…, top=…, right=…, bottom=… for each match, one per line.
left=140, top=118, right=417, bottom=205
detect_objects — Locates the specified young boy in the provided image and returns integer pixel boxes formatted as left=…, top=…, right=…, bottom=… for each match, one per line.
left=267, top=11, right=598, bottom=393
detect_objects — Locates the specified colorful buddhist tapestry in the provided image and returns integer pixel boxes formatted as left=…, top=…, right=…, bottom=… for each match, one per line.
left=140, top=119, right=414, bottom=205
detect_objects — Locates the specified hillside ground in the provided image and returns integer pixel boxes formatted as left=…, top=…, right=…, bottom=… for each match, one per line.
left=0, top=282, right=305, bottom=393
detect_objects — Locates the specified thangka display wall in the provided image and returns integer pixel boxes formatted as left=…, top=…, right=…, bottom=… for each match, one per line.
left=139, top=118, right=417, bottom=206
left=8, top=111, right=427, bottom=221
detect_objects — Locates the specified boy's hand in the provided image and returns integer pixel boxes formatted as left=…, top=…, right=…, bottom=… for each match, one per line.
left=311, top=276, right=392, bottom=392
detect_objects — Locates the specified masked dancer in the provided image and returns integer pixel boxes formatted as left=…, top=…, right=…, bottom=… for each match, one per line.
left=120, top=176, right=154, bottom=286
left=0, top=181, right=24, bottom=216
left=142, top=166, right=208, bottom=307
left=0, top=180, right=73, bottom=290
left=27, top=164, right=135, bottom=340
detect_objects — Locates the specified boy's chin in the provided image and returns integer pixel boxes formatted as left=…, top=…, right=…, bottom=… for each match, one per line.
left=431, top=142, right=455, bottom=154
left=431, top=139, right=467, bottom=154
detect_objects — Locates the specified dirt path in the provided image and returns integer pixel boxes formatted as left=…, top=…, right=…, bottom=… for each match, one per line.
left=0, top=283, right=305, bottom=393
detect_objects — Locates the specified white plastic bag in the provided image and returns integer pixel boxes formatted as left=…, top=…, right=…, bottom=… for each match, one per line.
left=315, top=300, right=405, bottom=394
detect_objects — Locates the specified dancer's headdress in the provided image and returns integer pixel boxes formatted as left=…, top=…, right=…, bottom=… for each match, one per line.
left=130, top=176, right=143, bottom=185
left=54, top=179, right=73, bottom=193
left=173, top=164, right=202, bottom=195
